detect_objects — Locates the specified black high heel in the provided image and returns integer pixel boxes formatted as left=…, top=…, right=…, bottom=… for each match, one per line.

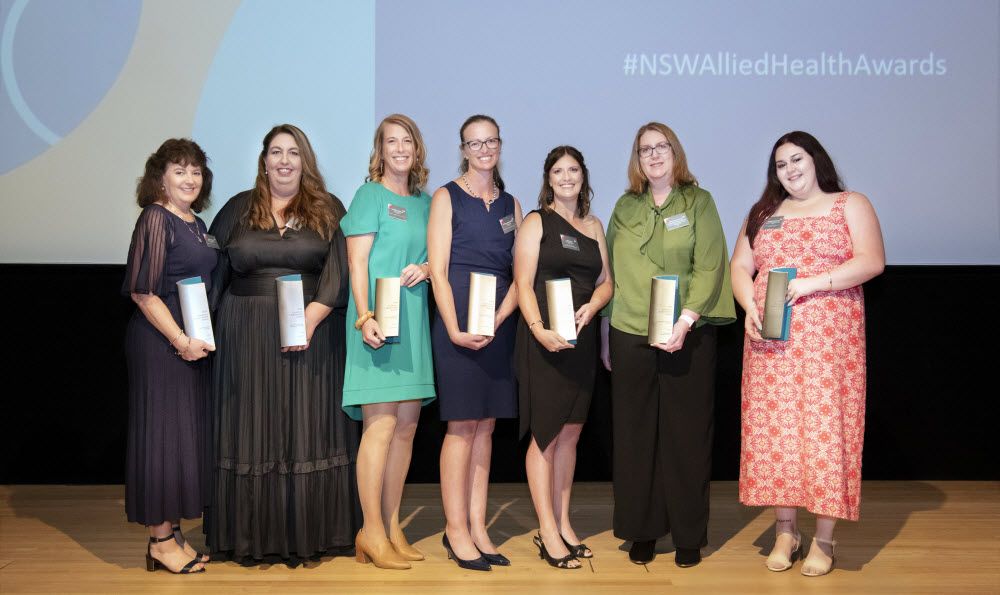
left=533, top=533, right=580, bottom=569
left=172, top=524, right=210, bottom=563
left=146, top=535, right=205, bottom=574
left=561, top=535, right=593, bottom=559
left=442, top=534, right=491, bottom=571
left=476, top=545, right=511, bottom=566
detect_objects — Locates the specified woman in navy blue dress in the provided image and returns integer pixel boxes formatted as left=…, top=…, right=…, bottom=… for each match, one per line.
left=428, top=115, right=523, bottom=570
left=123, top=139, right=216, bottom=574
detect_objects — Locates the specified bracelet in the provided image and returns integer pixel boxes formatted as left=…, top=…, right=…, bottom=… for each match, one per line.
left=176, top=336, right=191, bottom=356
left=170, top=330, right=184, bottom=346
left=679, top=314, right=697, bottom=328
left=528, top=320, right=543, bottom=332
left=355, top=310, right=374, bottom=330
left=828, top=271, right=833, bottom=290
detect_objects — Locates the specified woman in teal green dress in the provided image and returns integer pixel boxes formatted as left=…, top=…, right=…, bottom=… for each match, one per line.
left=342, top=114, right=436, bottom=570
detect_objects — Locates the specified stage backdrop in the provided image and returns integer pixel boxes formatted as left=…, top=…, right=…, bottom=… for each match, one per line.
left=1, top=0, right=998, bottom=264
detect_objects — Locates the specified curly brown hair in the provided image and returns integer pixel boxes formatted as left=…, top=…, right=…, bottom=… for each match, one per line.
left=245, top=124, right=337, bottom=239
left=135, top=138, right=212, bottom=212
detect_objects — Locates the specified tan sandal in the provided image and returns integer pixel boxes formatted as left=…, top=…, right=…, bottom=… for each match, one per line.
left=801, top=537, right=836, bottom=577
left=765, top=531, right=801, bottom=572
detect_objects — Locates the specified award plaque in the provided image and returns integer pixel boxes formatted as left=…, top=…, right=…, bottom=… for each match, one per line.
left=374, top=277, right=401, bottom=343
left=647, top=275, right=680, bottom=345
left=544, top=278, right=577, bottom=344
left=176, top=276, right=215, bottom=347
left=276, top=274, right=307, bottom=347
left=466, top=272, right=496, bottom=337
left=761, top=267, right=797, bottom=340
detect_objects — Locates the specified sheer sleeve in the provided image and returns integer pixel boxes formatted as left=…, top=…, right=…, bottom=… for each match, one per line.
left=208, top=191, right=251, bottom=310
left=121, top=205, right=171, bottom=297
left=313, top=226, right=349, bottom=308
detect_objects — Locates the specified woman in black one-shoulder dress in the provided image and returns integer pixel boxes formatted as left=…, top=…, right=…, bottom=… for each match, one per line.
left=513, top=146, right=613, bottom=569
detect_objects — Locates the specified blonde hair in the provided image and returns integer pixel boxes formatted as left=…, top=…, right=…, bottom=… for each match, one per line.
left=625, top=122, right=698, bottom=195
left=366, top=114, right=429, bottom=196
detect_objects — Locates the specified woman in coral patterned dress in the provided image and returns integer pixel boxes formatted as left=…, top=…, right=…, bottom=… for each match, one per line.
left=731, top=131, right=884, bottom=577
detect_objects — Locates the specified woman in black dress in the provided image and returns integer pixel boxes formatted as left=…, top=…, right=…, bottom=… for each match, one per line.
left=207, top=124, right=361, bottom=563
left=124, top=138, right=215, bottom=574
left=513, top=146, right=613, bottom=569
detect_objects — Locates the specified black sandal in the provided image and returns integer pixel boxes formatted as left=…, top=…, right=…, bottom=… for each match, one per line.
left=561, top=535, right=593, bottom=559
left=533, top=533, right=581, bottom=569
left=172, top=524, right=210, bottom=563
left=146, top=535, right=205, bottom=574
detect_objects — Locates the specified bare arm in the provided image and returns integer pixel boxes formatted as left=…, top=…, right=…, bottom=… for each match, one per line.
left=513, top=212, right=573, bottom=352
left=346, top=233, right=385, bottom=349
left=785, top=192, right=886, bottom=302
left=427, top=186, right=490, bottom=350
left=730, top=217, right=764, bottom=341
left=131, top=293, right=213, bottom=360
left=493, top=197, right=524, bottom=329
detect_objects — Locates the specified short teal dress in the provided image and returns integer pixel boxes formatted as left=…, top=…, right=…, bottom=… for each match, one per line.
left=341, top=181, right=436, bottom=420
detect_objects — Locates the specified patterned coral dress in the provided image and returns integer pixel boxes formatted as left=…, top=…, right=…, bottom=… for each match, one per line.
left=739, top=192, right=866, bottom=521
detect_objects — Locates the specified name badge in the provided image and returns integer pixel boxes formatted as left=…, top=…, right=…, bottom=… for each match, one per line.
left=664, top=213, right=690, bottom=231
left=499, top=214, right=516, bottom=234
left=204, top=234, right=220, bottom=249
left=388, top=204, right=407, bottom=221
left=762, top=215, right=784, bottom=230
left=560, top=233, right=580, bottom=251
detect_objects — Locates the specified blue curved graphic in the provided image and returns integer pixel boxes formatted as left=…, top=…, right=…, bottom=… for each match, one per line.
left=0, top=0, right=140, bottom=173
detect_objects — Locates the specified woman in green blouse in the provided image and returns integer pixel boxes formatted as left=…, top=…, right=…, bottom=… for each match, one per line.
left=599, top=122, right=735, bottom=567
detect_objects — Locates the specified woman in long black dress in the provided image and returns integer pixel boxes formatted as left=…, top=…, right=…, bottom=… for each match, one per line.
left=207, top=124, right=361, bottom=563
left=124, top=138, right=215, bottom=574
left=513, top=146, right=613, bottom=569
left=428, top=114, right=522, bottom=570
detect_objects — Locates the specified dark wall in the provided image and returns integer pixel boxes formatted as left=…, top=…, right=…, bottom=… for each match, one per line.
left=1, top=264, right=997, bottom=484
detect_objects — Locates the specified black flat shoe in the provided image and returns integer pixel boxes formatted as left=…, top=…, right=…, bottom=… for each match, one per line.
left=561, top=535, right=593, bottom=559
left=442, top=534, right=491, bottom=571
left=629, top=539, right=655, bottom=564
left=476, top=545, right=510, bottom=566
left=146, top=535, right=205, bottom=574
left=675, top=547, right=701, bottom=568
left=533, top=533, right=581, bottom=569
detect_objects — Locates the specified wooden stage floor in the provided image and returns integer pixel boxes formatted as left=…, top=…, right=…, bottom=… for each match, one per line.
left=1, top=481, right=997, bottom=593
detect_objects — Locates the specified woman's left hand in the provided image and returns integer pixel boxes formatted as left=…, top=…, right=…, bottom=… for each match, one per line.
left=400, top=263, right=429, bottom=287
left=785, top=275, right=826, bottom=305
left=653, top=318, right=692, bottom=353
left=574, top=303, right=598, bottom=335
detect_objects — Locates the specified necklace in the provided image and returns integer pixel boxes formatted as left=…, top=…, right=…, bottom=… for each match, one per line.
left=463, top=173, right=498, bottom=205
left=164, top=202, right=202, bottom=243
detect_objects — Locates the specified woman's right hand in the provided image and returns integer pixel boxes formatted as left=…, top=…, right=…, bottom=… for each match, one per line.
left=744, top=303, right=764, bottom=342
left=361, top=317, right=385, bottom=349
left=532, top=327, right=575, bottom=353
left=450, top=331, right=492, bottom=351
left=179, top=336, right=215, bottom=361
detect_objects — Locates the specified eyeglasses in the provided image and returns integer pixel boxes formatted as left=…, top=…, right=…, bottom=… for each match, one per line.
left=463, top=137, right=501, bottom=151
left=638, top=142, right=672, bottom=158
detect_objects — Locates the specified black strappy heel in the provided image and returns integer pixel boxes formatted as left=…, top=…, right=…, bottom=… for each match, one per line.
left=146, top=535, right=205, bottom=574
left=533, top=533, right=580, bottom=569
left=172, top=524, right=210, bottom=563
left=561, top=535, right=593, bottom=559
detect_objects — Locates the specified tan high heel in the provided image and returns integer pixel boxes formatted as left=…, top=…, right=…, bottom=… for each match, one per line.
left=390, top=528, right=424, bottom=561
left=765, top=531, right=801, bottom=572
left=801, top=537, right=836, bottom=577
left=355, top=530, right=411, bottom=570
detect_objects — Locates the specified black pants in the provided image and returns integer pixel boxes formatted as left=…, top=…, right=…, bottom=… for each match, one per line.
left=609, top=324, right=716, bottom=548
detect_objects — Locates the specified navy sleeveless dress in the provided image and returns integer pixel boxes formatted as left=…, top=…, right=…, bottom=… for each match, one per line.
left=515, top=209, right=602, bottom=451
left=431, top=180, right=517, bottom=421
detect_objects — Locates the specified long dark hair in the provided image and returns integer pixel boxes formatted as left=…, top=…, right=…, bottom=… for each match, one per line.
left=246, top=124, right=337, bottom=239
left=745, top=131, right=844, bottom=247
left=537, top=145, right=593, bottom=217
left=135, top=138, right=212, bottom=212
left=458, top=114, right=506, bottom=192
